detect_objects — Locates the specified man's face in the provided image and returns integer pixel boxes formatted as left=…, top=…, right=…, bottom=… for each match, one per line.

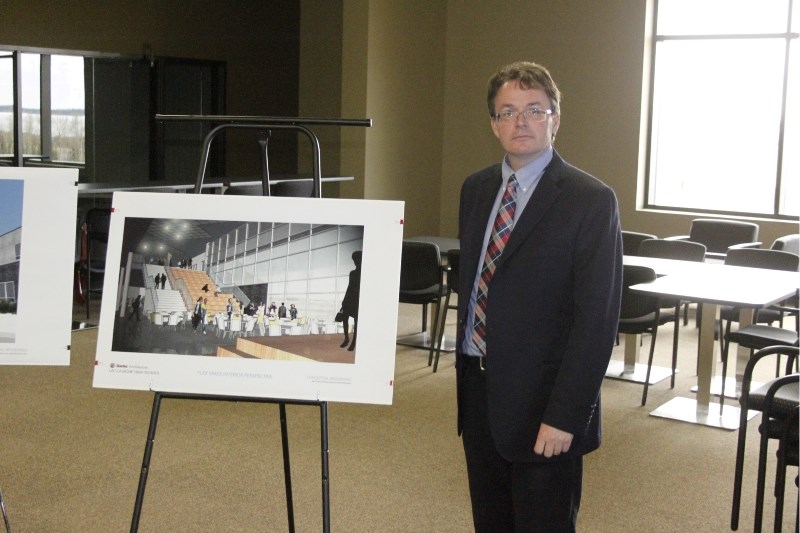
left=490, top=81, right=560, bottom=170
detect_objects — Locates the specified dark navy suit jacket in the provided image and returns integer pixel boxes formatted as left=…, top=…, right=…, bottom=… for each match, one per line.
left=456, top=151, right=623, bottom=463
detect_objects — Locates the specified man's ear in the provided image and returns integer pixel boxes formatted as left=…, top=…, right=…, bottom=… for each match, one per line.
left=490, top=117, right=501, bottom=139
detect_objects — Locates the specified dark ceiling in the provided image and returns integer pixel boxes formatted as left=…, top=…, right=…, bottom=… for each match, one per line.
left=118, top=217, right=241, bottom=266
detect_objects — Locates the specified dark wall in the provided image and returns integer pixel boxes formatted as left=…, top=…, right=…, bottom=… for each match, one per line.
left=0, top=0, right=302, bottom=182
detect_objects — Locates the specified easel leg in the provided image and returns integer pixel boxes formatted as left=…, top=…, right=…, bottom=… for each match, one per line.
left=127, top=394, right=330, bottom=531
left=320, top=402, right=330, bottom=533
left=0, top=483, right=11, bottom=533
left=279, top=403, right=295, bottom=533
left=131, top=392, right=163, bottom=533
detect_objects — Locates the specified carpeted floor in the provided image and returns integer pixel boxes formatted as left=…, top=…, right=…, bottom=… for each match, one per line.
left=0, top=302, right=796, bottom=532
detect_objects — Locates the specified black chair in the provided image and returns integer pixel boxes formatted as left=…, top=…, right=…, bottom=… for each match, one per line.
left=224, top=180, right=315, bottom=197
left=80, top=207, right=112, bottom=319
left=718, top=248, right=799, bottom=358
left=617, top=264, right=678, bottom=405
left=399, top=241, right=447, bottom=367
left=667, top=218, right=760, bottom=261
left=770, top=234, right=799, bottom=256
left=432, top=249, right=460, bottom=373
left=638, top=237, right=707, bottom=326
left=621, top=230, right=657, bottom=257
left=719, top=308, right=799, bottom=413
left=774, top=405, right=799, bottom=533
left=731, top=345, right=799, bottom=532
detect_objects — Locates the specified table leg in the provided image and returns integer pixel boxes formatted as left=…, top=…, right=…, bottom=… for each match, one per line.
left=733, top=307, right=755, bottom=394
left=649, top=302, right=750, bottom=429
left=396, top=298, right=456, bottom=352
left=604, top=333, right=672, bottom=384
left=694, top=301, right=718, bottom=407
left=624, top=333, right=639, bottom=371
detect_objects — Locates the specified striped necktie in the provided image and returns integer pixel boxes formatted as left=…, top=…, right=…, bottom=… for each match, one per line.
left=471, top=175, right=518, bottom=356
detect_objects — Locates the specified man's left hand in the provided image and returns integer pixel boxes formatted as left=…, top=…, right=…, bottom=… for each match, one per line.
left=533, top=423, right=573, bottom=458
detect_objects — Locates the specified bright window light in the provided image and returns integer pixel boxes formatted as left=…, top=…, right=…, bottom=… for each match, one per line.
left=647, top=0, right=798, bottom=217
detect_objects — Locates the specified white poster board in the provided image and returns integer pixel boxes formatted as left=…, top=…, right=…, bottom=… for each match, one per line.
left=93, top=192, right=404, bottom=405
left=0, top=168, right=78, bottom=365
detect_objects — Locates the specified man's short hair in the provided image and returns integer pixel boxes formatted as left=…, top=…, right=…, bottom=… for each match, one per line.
left=487, top=61, right=561, bottom=116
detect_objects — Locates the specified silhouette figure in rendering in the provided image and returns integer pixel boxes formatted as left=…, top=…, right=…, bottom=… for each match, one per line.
left=339, top=251, right=362, bottom=351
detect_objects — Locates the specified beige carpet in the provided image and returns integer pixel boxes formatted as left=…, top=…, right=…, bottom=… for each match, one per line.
left=0, top=303, right=796, bottom=532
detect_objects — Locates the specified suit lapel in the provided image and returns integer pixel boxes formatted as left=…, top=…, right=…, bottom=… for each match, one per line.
left=461, top=169, right=502, bottom=293
left=498, top=155, right=565, bottom=264
left=467, top=170, right=502, bottom=252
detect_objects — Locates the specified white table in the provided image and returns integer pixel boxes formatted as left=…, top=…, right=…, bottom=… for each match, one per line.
left=630, top=262, right=798, bottom=429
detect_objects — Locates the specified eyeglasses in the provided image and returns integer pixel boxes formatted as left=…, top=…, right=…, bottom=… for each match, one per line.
left=494, top=108, right=553, bottom=124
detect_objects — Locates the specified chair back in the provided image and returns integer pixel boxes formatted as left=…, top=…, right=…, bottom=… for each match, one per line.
left=400, top=241, right=441, bottom=291
left=446, top=249, right=460, bottom=294
left=622, top=231, right=657, bottom=256
left=638, top=238, right=706, bottom=262
left=724, top=248, right=799, bottom=272
left=224, top=180, right=315, bottom=198
left=271, top=180, right=314, bottom=197
left=688, top=218, right=759, bottom=254
left=771, top=234, right=800, bottom=256
left=85, top=208, right=111, bottom=242
left=84, top=207, right=112, bottom=266
left=619, top=265, right=659, bottom=320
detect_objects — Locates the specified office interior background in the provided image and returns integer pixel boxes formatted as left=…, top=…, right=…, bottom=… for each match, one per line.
left=0, top=2, right=799, bottom=531
left=1, top=0, right=797, bottom=244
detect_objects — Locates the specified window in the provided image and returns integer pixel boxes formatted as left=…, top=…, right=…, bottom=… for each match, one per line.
left=646, top=0, right=798, bottom=218
left=0, top=281, right=14, bottom=302
left=0, top=52, right=85, bottom=165
left=0, top=48, right=225, bottom=184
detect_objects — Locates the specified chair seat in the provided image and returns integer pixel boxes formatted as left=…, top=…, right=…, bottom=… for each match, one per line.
left=399, top=284, right=445, bottom=304
left=720, top=305, right=782, bottom=324
left=618, top=309, right=676, bottom=334
left=727, top=324, right=799, bottom=349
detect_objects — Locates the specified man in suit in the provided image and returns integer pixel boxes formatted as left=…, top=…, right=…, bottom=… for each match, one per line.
left=456, top=61, right=622, bottom=532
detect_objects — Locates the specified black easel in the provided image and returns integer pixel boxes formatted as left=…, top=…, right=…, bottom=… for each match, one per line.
left=130, top=392, right=329, bottom=533
left=131, top=115, right=370, bottom=532
left=0, top=483, right=11, bottom=533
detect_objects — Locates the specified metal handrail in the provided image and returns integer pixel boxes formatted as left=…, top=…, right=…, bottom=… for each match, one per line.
left=155, top=114, right=371, bottom=198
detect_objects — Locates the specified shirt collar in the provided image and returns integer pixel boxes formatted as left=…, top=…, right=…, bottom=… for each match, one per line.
left=502, top=146, right=553, bottom=192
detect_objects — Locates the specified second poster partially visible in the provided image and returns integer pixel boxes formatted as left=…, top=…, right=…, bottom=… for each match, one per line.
left=0, top=167, right=78, bottom=366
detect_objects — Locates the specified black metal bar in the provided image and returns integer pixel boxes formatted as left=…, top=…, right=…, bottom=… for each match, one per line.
left=193, top=123, right=226, bottom=194
left=130, top=392, right=164, bottom=533
left=0, top=482, right=12, bottom=533
left=279, top=403, right=295, bottom=533
left=156, top=114, right=371, bottom=128
left=191, top=123, right=323, bottom=198
left=320, top=401, right=330, bottom=533
left=257, top=131, right=272, bottom=197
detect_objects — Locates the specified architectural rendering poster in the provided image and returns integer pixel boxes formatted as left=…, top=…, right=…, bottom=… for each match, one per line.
left=93, top=192, right=404, bottom=405
left=0, top=167, right=78, bottom=365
